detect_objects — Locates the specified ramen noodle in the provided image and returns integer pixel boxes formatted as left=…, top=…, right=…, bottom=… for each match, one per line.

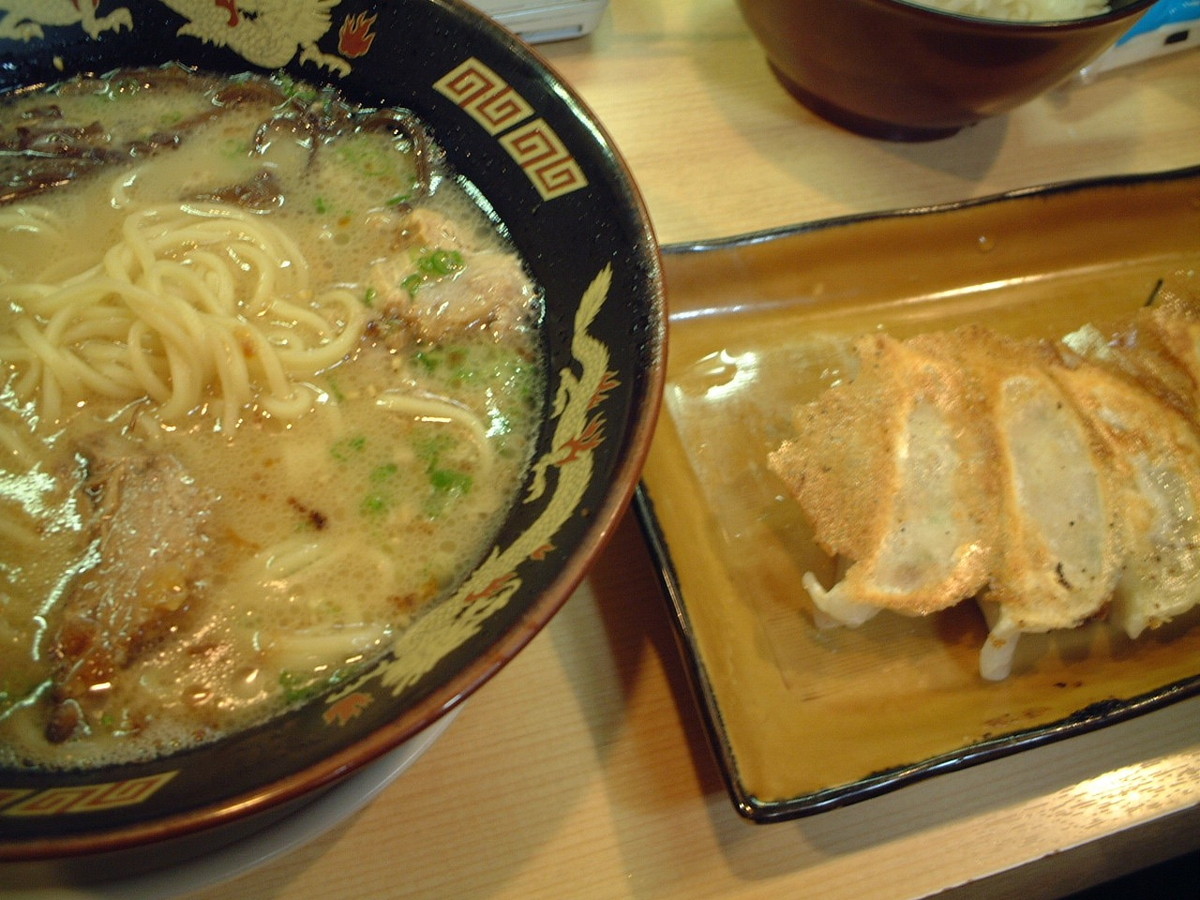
left=0, top=66, right=544, bottom=769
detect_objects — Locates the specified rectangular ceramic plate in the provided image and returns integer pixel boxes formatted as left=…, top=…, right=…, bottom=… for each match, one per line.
left=636, top=166, right=1200, bottom=822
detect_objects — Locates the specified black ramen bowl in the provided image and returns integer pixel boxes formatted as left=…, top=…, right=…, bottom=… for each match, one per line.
left=0, top=0, right=664, bottom=880
left=737, top=0, right=1159, bottom=141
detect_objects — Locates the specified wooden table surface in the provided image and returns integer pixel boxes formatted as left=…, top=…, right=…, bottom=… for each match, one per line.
left=192, top=2, right=1200, bottom=898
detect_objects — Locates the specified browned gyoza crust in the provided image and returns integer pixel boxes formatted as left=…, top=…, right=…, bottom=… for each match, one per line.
left=769, top=272, right=1200, bottom=679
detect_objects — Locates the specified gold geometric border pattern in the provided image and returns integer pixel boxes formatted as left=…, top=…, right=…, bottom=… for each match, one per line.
left=498, top=120, right=589, bottom=204
left=433, top=58, right=534, bottom=135
left=434, top=58, right=588, bottom=201
left=1, top=772, right=177, bottom=817
left=0, top=789, right=33, bottom=810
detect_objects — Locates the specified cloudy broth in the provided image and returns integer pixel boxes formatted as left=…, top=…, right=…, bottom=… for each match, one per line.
left=0, top=67, right=543, bottom=769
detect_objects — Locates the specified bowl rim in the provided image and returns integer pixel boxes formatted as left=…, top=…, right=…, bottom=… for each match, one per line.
left=881, top=0, right=1159, bottom=28
left=0, top=0, right=666, bottom=863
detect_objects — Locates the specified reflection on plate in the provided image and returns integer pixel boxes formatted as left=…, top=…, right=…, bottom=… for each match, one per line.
left=637, top=166, right=1200, bottom=823
left=6, top=708, right=459, bottom=899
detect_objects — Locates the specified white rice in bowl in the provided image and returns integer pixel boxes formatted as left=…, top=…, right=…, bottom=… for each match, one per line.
left=910, top=0, right=1110, bottom=20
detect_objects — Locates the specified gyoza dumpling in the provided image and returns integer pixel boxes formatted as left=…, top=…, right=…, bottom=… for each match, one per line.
left=769, top=333, right=994, bottom=627
left=771, top=300, right=1199, bottom=682
left=1138, top=298, right=1200, bottom=416
left=912, top=329, right=1124, bottom=680
left=1063, top=274, right=1200, bottom=421
left=1052, top=345, right=1200, bottom=639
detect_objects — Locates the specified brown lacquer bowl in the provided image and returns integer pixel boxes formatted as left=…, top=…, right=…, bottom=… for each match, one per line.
left=0, top=0, right=664, bottom=881
left=736, top=0, right=1158, bottom=141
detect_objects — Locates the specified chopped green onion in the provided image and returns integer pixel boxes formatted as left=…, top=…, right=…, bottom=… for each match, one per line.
left=401, top=248, right=466, bottom=297
left=370, top=462, right=398, bottom=483
left=275, top=73, right=320, bottom=105
left=361, top=493, right=389, bottom=515
left=401, top=273, right=423, bottom=297
left=331, top=435, right=367, bottom=461
left=325, top=377, right=346, bottom=403
left=419, top=248, right=464, bottom=277
left=280, top=666, right=353, bottom=704
left=430, top=468, right=472, bottom=496
left=414, top=432, right=453, bottom=465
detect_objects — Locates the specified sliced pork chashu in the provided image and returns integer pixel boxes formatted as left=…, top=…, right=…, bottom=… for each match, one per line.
left=768, top=333, right=994, bottom=626
left=44, top=436, right=214, bottom=742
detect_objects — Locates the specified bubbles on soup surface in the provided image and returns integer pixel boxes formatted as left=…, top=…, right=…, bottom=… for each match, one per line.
left=0, top=66, right=544, bottom=769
